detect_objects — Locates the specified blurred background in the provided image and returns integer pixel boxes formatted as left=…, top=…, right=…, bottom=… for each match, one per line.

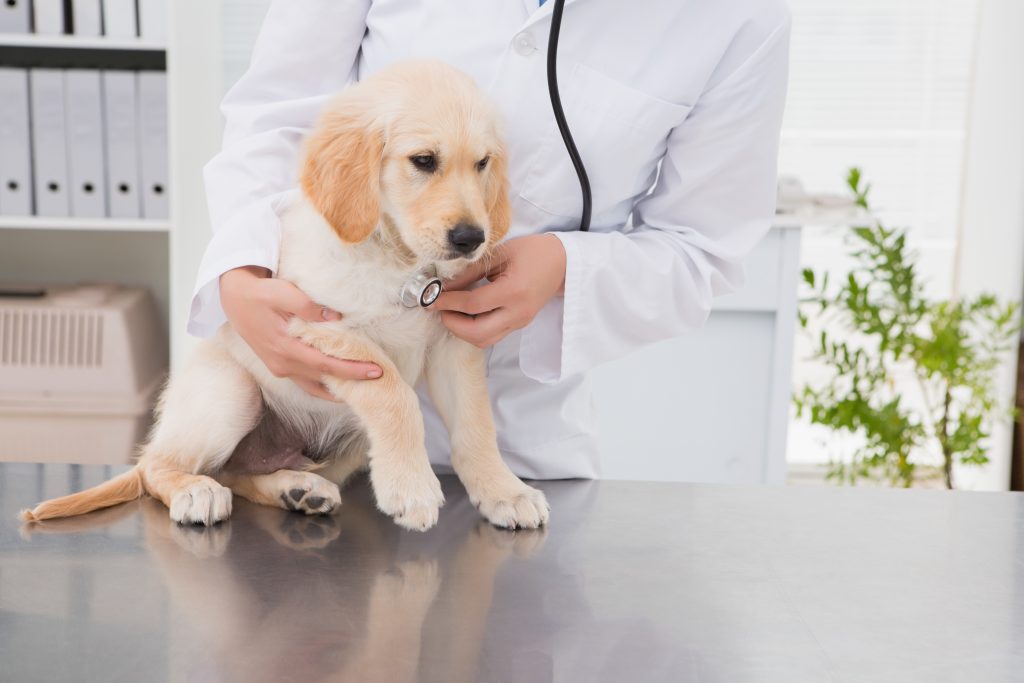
left=0, top=0, right=1021, bottom=491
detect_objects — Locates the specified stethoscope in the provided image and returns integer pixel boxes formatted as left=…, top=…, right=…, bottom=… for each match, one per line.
left=402, top=0, right=590, bottom=309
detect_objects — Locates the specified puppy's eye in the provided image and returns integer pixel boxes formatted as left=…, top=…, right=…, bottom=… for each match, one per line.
left=476, top=157, right=490, bottom=172
left=410, top=154, right=437, bottom=173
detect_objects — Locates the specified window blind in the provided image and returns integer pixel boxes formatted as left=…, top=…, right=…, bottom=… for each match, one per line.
left=781, top=0, right=980, bottom=253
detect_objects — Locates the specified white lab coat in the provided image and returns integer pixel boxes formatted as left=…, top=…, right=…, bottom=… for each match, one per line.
left=192, top=0, right=791, bottom=479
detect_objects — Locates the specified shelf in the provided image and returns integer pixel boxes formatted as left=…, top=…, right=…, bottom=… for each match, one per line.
left=0, top=217, right=170, bottom=233
left=0, top=34, right=166, bottom=70
left=0, top=34, right=165, bottom=52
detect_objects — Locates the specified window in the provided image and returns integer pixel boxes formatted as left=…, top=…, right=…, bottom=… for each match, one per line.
left=783, top=0, right=983, bottom=467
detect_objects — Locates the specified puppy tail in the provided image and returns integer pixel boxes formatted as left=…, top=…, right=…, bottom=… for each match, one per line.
left=19, top=466, right=145, bottom=522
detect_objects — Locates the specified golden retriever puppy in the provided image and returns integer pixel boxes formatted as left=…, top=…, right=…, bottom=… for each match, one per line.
left=20, top=60, right=550, bottom=532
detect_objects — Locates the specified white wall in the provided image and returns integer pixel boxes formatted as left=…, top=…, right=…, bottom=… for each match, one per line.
left=221, top=0, right=271, bottom=93
left=168, top=1, right=227, bottom=368
left=950, top=0, right=1024, bottom=489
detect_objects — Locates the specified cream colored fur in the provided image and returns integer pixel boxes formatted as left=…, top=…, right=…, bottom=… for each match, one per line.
left=20, top=60, right=548, bottom=532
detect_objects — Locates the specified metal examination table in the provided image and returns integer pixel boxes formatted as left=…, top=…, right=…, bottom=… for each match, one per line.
left=1, top=462, right=1022, bottom=682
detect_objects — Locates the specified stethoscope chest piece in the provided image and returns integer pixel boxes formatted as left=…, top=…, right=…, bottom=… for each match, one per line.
left=400, top=265, right=443, bottom=308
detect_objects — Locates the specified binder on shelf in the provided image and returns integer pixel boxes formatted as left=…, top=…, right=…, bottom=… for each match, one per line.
left=0, top=0, right=31, bottom=33
left=32, top=0, right=65, bottom=35
left=71, top=0, right=102, bottom=37
left=137, top=0, right=167, bottom=43
left=137, top=71, right=168, bottom=219
left=102, top=70, right=142, bottom=218
left=29, top=69, right=71, bottom=217
left=65, top=70, right=107, bottom=218
left=0, top=69, right=33, bottom=217
left=101, top=0, right=137, bottom=38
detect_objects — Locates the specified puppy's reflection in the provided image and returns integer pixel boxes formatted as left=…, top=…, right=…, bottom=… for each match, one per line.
left=20, top=476, right=547, bottom=682
left=138, top=476, right=545, bottom=683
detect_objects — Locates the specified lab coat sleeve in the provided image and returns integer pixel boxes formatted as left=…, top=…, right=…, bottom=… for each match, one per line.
left=188, top=0, right=371, bottom=337
left=519, top=18, right=791, bottom=383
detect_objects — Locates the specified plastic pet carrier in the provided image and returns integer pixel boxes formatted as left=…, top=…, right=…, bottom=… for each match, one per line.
left=0, top=284, right=167, bottom=464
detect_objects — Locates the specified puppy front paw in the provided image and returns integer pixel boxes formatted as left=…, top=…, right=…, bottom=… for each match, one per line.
left=371, top=467, right=445, bottom=532
left=473, top=478, right=550, bottom=530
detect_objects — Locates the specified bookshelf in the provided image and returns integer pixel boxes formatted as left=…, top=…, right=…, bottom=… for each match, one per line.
left=0, top=2, right=224, bottom=369
left=0, top=217, right=170, bottom=232
left=0, top=33, right=165, bottom=51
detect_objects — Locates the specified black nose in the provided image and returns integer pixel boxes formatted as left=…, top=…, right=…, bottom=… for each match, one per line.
left=447, top=223, right=485, bottom=255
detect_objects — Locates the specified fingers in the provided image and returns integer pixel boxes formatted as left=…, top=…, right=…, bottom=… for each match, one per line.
left=287, top=338, right=383, bottom=381
left=292, top=377, right=339, bottom=402
left=443, top=264, right=489, bottom=292
left=434, top=275, right=515, bottom=316
left=266, top=279, right=342, bottom=322
left=440, top=308, right=519, bottom=349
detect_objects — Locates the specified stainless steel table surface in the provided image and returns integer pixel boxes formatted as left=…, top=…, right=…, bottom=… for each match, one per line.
left=1, top=462, right=1022, bottom=682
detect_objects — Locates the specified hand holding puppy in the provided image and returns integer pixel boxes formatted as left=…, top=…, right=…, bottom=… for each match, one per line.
left=220, top=266, right=383, bottom=400
left=435, top=234, right=567, bottom=348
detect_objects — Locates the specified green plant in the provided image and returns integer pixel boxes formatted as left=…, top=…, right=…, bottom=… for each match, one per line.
left=794, top=168, right=1021, bottom=488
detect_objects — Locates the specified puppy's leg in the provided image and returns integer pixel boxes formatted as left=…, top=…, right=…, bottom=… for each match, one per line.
left=315, top=431, right=371, bottom=487
left=426, top=335, right=549, bottom=529
left=292, top=323, right=443, bottom=532
left=217, top=469, right=341, bottom=516
left=141, top=338, right=263, bottom=525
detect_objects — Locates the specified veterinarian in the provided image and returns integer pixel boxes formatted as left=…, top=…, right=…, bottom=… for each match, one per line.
left=191, top=1, right=791, bottom=479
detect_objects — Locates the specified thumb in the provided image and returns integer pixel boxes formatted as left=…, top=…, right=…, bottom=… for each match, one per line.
left=271, top=279, right=342, bottom=322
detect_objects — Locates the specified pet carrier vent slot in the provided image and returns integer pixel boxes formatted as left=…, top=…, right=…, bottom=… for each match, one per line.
left=0, top=309, right=103, bottom=368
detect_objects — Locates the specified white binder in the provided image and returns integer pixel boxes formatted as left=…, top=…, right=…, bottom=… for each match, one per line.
left=71, top=0, right=102, bottom=37
left=29, top=69, right=71, bottom=217
left=137, top=0, right=167, bottom=43
left=102, top=70, right=141, bottom=218
left=65, top=70, right=107, bottom=218
left=33, top=0, right=65, bottom=34
left=0, top=0, right=31, bottom=33
left=0, top=69, right=33, bottom=216
left=137, top=71, right=168, bottom=219
left=101, top=0, right=137, bottom=38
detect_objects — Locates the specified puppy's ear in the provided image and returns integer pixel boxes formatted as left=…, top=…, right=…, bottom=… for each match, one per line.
left=486, top=149, right=512, bottom=243
left=300, top=99, right=383, bottom=244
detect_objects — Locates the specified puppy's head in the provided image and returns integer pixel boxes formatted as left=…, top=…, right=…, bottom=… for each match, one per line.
left=300, top=60, right=510, bottom=265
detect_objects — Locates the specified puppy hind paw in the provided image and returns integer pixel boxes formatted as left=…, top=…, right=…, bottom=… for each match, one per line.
left=271, top=471, right=342, bottom=516
left=169, top=483, right=233, bottom=526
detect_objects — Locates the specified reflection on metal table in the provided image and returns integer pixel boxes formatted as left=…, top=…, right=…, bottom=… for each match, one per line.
left=1, top=462, right=1023, bottom=682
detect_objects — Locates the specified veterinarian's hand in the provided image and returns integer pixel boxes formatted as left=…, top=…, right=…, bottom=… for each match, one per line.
left=434, top=234, right=566, bottom=348
left=220, top=266, right=383, bottom=401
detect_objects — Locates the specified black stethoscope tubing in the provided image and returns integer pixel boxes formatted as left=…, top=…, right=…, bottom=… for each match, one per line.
left=545, top=0, right=592, bottom=232
left=418, top=0, right=591, bottom=309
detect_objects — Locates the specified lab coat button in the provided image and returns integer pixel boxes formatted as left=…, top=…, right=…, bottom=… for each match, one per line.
left=513, top=32, right=536, bottom=56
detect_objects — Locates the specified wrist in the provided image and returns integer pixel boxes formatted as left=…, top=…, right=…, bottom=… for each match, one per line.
left=543, top=233, right=567, bottom=297
left=220, top=266, right=271, bottom=314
